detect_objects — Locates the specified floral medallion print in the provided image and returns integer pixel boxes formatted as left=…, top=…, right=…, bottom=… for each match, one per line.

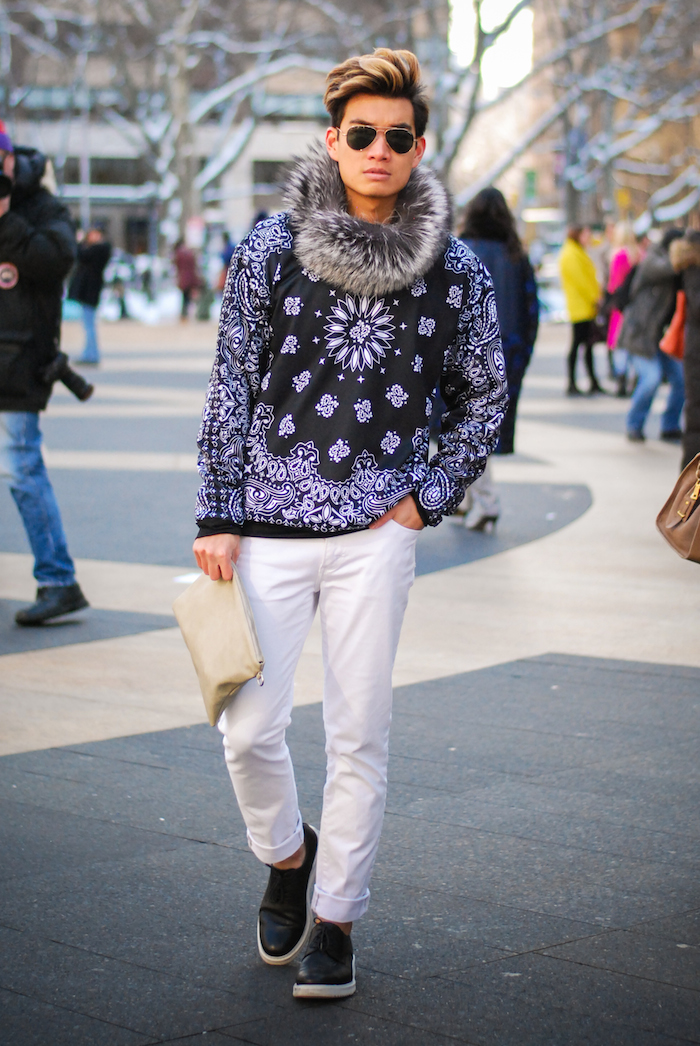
left=386, top=383, right=408, bottom=408
left=284, top=296, right=302, bottom=315
left=302, top=268, right=320, bottom=282
left=354, top=399, right=373, bottom=423
left=328, top=439, right=351, bottom=463
left=316, top=393, right=339, bottom=418
left=281, top=335, right=299, bottom=354
left=292, top=370, right=311, bottom=392
left=418, top=316, right=436, bottom=337
left=411, top=277, right=427, bottom=297
left=325, top=295, right=395, bottom=372
left=380, top=431, right=401, bottom=454
left=412, top=355, right=423, bottom=373
left=446, top=285, right=463, bottom=308
left=278, top=414, right=295, bottom=437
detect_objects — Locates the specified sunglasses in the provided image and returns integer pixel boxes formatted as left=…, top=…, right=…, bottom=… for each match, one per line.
left=337, top=125, right=417, bottom=155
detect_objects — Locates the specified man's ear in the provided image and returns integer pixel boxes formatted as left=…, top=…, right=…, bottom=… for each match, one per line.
left=412, top=137, right=426, bottom=169
left=326, top=126, right=340, bottom=162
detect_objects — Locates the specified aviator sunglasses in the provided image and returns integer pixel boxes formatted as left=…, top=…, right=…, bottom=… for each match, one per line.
left=337, top=125, right=418, bottom=154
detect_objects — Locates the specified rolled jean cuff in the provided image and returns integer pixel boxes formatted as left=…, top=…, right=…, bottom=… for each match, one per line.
left=246, top=813, right=304, bottom=866
left=312, top=885, right=370, bottom=923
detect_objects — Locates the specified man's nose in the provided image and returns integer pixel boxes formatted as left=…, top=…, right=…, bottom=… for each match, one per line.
left=367, top=131, right=392, bottom=159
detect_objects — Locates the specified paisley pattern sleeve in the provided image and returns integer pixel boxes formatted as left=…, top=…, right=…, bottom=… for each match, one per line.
left=195, top=223, right=279, bottom=528
left=414, top=249, right=508, bottom=526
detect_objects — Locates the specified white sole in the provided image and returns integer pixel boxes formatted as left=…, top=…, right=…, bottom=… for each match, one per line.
left=257, top=828, right=318, bottom=966
left=292, top=956, right=356, bottom=999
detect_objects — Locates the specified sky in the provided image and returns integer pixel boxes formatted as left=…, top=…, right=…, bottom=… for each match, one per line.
left=449, top=0, right=534, bottom=98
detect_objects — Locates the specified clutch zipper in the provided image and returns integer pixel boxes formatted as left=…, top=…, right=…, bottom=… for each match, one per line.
left=678, top=470, right=700, bottom=521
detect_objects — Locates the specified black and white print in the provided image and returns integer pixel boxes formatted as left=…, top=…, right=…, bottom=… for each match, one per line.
left=195, top=149, right=507, bottom=534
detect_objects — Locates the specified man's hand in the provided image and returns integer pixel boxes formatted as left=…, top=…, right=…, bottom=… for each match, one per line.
left=193, top=533, right=241, bottom=580
left=369, top=494, right=424, bottom=531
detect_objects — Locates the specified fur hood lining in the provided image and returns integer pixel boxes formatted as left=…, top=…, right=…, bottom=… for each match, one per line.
left=283, top=143, right=452, bottom=298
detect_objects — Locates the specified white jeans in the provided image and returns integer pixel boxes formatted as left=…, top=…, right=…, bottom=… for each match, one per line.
left=218, top=521, right=418, bottom=923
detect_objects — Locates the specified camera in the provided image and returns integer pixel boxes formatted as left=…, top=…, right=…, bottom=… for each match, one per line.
left=0, top=173, right=13, bottom=199
left=41, top=352, right=94, bottom=401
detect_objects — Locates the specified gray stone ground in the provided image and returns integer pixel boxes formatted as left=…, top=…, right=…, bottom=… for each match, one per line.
left=0, top=322, right=698, bottom=1044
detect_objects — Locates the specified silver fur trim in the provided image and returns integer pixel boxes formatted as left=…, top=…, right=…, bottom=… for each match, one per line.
left=284, top=143, right=452, bottom=298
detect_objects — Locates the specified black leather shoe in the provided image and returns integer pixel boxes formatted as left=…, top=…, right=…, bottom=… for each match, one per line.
left=257, top=823, right=318, bottom=965
left=15, top=584, right=89, bottom=626
left=660, top=429, right=683, bottom=443
left=626, top=430, right=645, bottom=443
left=293, top=921, right=356, bottom=999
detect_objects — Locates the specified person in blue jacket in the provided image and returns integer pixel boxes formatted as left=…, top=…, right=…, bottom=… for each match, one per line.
left=459, top=187, right=539, bottom=529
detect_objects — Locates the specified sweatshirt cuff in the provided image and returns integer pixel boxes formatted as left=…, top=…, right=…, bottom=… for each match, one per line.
left=196, top=518, right=243, bottom=539
left=410, top=490, right=430, bottom=528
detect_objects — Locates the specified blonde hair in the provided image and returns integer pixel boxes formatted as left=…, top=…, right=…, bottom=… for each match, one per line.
left=613, top=220, right=637, bottom=249
left=324, top=48, right=429, bottom=137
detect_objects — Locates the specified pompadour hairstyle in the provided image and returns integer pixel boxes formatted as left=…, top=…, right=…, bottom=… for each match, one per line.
left=324, top=48, right=429, bottom=138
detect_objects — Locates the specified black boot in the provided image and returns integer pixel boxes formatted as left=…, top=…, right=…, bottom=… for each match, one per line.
left=15, top=584, right=89, bottom=626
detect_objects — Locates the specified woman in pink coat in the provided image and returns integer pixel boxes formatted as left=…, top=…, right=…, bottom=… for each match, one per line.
left=607, top=221, right=641, bottom=396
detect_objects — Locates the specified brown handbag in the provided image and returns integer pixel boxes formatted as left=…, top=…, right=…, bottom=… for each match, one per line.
left=659, top=290, right=686, bottom=359
left=656, top=453, right=700, bottom=563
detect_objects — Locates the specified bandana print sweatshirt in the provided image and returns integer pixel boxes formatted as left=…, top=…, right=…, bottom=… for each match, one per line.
left=196, top=146, right=507, bottom=537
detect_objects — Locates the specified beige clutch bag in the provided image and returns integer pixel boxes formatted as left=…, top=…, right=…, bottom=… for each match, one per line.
left=173, top=569, right=265, bottom=726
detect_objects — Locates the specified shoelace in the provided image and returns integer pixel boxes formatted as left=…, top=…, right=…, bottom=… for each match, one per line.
left=308, top=922, right=343, bottom=961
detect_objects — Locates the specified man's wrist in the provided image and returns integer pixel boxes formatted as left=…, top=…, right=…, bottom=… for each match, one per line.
left=409, top=491, right=430, bottom=528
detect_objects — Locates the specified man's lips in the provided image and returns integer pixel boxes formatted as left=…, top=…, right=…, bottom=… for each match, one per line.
left=363, top=168, right=391, bottom=177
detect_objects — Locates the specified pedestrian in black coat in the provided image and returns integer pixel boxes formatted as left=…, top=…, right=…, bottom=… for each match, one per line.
left=0, top=145, right=77, bottom=412
left=68, top=227, right=112, bottom=364
left=670, top=231, right=700, bottom=467
left=0, top=130, right=88, bottom=625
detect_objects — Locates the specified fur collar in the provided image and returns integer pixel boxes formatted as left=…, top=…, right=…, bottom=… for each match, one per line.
left=284, top=143, right=452, bottom=298
left=670, top=235, right=700, bottom=272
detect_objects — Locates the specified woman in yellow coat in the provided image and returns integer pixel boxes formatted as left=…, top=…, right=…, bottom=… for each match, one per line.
left=559, top=226, right=603, bottom=395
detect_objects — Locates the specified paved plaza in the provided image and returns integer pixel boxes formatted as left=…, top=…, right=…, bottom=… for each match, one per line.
left=0, top=319, right=698, bottom=1044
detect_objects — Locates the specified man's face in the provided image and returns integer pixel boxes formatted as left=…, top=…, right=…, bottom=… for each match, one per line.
left=325, top=93, right=426, bottom=214
left=0, top=151, right=15, bottom=180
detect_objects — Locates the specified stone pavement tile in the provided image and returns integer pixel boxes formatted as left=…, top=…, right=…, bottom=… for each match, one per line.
left=0, top=600, right=175, bottom=656
left=355, top=954, right=700, bottom=1045
left=382, top=799, right=700, bottom=866
left=0, top=799, right=192, bottom=886
left=367, top=876, right=599, bottom=954
left=0, top=844, right=256, bottom=945
left=632, top=911, right=700, bottom=949
left=159, top=1035, right=240, bottom=1045
left=0, top=987, right=153, bottom=1046
left=218, top=1007, right=467, bottom=1046
left=400, top=774, right=700, bottom=842
left=0, top=749, right=242, bottom=846
left=374, top=832, right=695, bottom=928
left=541, top=930, right=700, bottom=991
left=0, top=926, right=258, bottom=1042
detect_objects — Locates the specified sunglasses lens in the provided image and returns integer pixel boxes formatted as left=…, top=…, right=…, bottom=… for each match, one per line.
left=385, top=129, right=415, bottom=154
left=345, top=126, right=377, bottom=151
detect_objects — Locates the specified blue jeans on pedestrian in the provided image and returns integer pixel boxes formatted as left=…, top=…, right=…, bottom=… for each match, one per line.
left=0, top=412, right=76, bottom=586
left=627, top=350, right=685, bottom=436
left=80, top=304, right=99, bottom=362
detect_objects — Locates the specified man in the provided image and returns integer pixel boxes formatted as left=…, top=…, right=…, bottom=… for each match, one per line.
left=193, top=49, right=506, bottom=999
left=68, top=226, right=112, bottom=364
left=0, top=121, right=89, bottom=625
left=618, top=228, right=685, bottom=443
